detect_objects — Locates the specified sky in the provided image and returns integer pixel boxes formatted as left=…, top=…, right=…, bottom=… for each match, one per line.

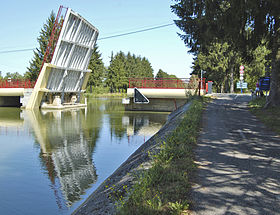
left=0, top=0, right=194, bottom=78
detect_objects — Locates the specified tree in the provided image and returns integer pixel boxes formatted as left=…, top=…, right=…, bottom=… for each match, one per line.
left=105, top=52, right=154, bottom=92
left=140, top=57, right=153, bottom=78
left=25, top=11, right=57, bottom=81
left=171, top=0, right=280, bottom=106
left=246, top=40, right=271, bottom=90
left=155, top=69, right=170, bottom=79
left=87, top=45, right=105, bottom=88
left=196, top=42, right=242, bottom=92
left=106, top=51, right=127, bottom=92
left=5, top=72, right=24, bottom=80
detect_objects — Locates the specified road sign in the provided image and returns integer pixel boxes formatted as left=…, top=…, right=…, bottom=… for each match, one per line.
left=134, top=88, right=149, bottom=103
left=240, top=65, right=244, bottom=71
left=236, top=82, right=247, bottom=89
left=259, top=77, right=270, bottom=91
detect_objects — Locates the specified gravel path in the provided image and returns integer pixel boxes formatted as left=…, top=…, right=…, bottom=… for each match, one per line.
left=192, top=94, right=280, bottom=215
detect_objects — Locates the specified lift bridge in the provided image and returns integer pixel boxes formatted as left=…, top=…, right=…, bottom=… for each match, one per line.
left=0, top=6, right=99, bottom=109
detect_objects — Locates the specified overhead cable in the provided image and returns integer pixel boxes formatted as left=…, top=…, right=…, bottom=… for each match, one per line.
left=0, top=22, right=175, bottom=54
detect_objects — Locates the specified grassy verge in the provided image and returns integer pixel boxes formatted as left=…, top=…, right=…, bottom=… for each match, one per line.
left=85, top=92, right=126, bottom=98
left=249, top=97, right=280, bottom=134
left=116, top=97, right=205, bottom=215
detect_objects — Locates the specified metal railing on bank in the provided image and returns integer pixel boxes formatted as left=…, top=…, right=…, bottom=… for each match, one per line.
left=0, top=80, right=35, bottom=88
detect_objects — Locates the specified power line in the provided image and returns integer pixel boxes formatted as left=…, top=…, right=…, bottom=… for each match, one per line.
left=0, top=48, right=35, bottom=54
left=98, top=23, right=175, bottom=40
left=0, top=22, right=175, bottom=54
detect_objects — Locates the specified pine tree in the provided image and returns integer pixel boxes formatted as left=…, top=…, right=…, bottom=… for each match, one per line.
left=155, top=69, right=170, bottom=79
left=106, top=52, right=127, bottom=92
left=106, top=51, right=154, bottom=92
left=140, top=57, right=153, bottom=78
left=25, top=11, right=56, bottom=81
left=171, top=0, right=280, bottom=106
left=87, top=45, right=105, bottom=88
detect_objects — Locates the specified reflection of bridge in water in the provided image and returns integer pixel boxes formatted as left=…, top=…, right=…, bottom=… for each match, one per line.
left=0, top=100, right=167, bottom=209
left=0, top=108, right=97, bottom=207
left=25, top=109, right=97, bottom=207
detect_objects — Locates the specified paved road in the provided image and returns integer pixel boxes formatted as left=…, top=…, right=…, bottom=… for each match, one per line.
left=192, top=94, right=280, bottom=215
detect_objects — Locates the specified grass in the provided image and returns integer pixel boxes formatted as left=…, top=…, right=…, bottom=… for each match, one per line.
left=249, top=97, right=280, bottom=134
left=85, top=86, right=127, bottom=98
left=116, top=97, right=206, bottom=215
left=85, top=92, right=126, bottom=98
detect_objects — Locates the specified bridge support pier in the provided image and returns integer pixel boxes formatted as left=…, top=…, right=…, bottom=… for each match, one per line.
left=124, top=98, right=187, bottom=112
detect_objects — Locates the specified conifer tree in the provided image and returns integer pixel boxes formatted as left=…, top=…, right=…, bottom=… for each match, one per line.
left=87, top=45, right=105, bottom=88
left=155, top=69, right=170, bottom=79
left=140, top=57, right=153, bottom=78
left=25, top=12, right=56, bottom=81
left=105, top=51, right=154, bottom=92
left=171, top=0, right=280, bottom=106
left=106, top=52, right=126, bottom=92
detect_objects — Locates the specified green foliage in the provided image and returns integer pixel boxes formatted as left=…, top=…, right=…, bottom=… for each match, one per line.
left=117, top=98, right=205, bottom=215
left=106, top=51, right=127, bottom=93
left=195, top=42, right=242, bottom=92
left=25, top=11, right=57, bottom=81
left=87, top=45, right=105, bottom=88
left=3, top=72, right=24, bottom=80
left=171, top=0, right=280, bottom=106
left=86, top=86, right=110, bottom=95
left=249, top=97, right=280, bottom=134
left=245, top=40, right=271, bottom=90
left=105, top=52, right=154, bottom=93
left=155, top=69, right=177, bottom=79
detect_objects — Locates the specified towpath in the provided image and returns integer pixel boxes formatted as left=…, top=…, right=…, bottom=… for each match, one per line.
left=192, top=94, right=280, bottom=215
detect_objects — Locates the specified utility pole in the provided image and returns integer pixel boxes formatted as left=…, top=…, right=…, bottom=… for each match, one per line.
left=200, top=70, right=206, bottom=96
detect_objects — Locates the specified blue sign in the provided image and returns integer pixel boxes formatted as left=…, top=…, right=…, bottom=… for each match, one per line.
left=259, top=77, right=270, bottom=91
left=237, top=82, right=248, bottom=89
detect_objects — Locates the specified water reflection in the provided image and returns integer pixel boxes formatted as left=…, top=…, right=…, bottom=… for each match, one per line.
left=0, top=98, right=168, bottom=215
left=25, top=109, right=98, bottom=207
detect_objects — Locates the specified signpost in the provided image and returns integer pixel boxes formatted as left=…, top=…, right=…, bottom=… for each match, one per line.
left=134, top=88, right=149, bottom=104
left=239, top=65, right=245, bottom=93
left=236, top=81, right=247, bottom=89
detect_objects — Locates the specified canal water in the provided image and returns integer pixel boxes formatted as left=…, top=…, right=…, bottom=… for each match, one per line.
left=0, top=98, right=168, bottom=215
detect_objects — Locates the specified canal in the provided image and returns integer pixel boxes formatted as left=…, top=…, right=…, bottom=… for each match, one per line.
left=0, top=98, right=168, bottom=215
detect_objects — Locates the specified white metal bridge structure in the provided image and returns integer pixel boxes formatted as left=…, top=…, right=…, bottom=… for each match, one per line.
left=25, top=6, right=99, bottom=109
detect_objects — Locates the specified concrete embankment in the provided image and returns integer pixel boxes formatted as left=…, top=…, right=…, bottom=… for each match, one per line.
left=73, top=101, right=191, bottom=215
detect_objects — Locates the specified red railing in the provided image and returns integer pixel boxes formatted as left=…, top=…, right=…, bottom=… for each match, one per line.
left=0, top=80, right=35, bottom=88
left=129, top=78, right=206, bottom=89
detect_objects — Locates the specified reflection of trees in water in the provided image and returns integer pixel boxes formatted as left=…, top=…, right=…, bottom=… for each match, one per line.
left=29, top=107, right=102, bottom=207
left=103, top=98, right=125, bottom=113
left=34, top=99, right=166, bottom=206
left=125, top=112, right=168, bottom=136
left=109, top=113, right=127, bottom=139
left=101, top=98, right=127, bottom=139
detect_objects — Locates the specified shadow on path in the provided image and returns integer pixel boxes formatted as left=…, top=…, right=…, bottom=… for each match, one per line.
left=192, top=94, right=280, bottom=215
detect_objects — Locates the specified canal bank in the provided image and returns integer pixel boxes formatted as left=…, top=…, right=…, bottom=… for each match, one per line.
left=0, top=98, right=169, bottom=215
left=73, top=98, right=197, bottom=215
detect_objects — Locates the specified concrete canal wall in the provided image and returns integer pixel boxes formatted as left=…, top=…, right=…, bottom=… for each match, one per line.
left=73, top=101, right=192, bottom=215
left=125, top=97, right=188, bottom=112
left=124, top=88, right=204, bottom=112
